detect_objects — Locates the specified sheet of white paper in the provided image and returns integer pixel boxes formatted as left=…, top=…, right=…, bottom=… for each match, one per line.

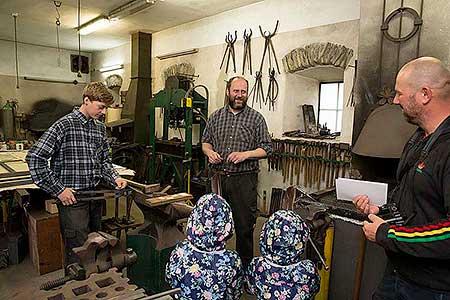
left=335, top=178, right=388, bottom=206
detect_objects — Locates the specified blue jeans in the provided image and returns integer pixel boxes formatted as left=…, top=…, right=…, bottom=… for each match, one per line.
left=373, top=266, right=450, bottom=300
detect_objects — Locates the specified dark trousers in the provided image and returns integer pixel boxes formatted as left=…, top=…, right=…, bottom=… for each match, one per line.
left=373, top=265, right=450, bottom=300
left=57, top=200, right=103, bottom=271
left=220, top=172, right=258, bottom=266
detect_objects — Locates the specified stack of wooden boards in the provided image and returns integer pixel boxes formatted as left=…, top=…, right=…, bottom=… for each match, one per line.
left=0, top=151, right=34, bottom=191
left=124, top=179, right=193, bottom=207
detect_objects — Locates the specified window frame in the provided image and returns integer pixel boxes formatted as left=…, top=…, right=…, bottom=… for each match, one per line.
left=317, top=81, right=344, bottom=133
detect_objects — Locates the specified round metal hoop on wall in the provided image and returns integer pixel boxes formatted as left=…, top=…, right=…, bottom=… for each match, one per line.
left=381, top=7, right=423, bottom=42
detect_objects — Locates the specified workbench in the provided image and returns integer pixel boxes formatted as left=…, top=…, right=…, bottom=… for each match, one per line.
left=0, top=150, right=135, bottom=192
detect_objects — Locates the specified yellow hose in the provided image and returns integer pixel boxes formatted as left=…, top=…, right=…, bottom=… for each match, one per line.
left=185, top=169, right=193, bottom=206
left=187, top=169, right=191, bottom=194
left=315, top=225, right=334, bottom=300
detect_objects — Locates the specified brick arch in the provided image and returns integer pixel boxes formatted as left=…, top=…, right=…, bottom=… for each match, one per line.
left=282, top=42, right=354, bottom=74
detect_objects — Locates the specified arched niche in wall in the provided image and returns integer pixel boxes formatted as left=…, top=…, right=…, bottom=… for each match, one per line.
left=281, top=42, right=354, bottom=140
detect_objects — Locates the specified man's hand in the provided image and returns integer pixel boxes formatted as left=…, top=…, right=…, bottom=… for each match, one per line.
left=205, top=150, right=223, bottom=164
left=115, top=178, right=127, bottom=190
left=227, top=151, right=249, bottom=164
left=363, top=214, right=386, bottom=242
left=58, top=188, right=77, bottom=206
left=353, top=195, right=380, bottom=215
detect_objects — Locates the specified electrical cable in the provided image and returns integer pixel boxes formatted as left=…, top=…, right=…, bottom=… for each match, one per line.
left=193, top=108, right=208, bottom=123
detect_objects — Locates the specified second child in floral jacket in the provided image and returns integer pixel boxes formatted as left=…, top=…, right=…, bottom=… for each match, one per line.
left=165, top=193, right=244, bottom=300
left=245, top=210, right=320, bottom=300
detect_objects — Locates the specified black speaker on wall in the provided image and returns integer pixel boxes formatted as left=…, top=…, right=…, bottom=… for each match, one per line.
left=70, top=55, right=89, bottom=74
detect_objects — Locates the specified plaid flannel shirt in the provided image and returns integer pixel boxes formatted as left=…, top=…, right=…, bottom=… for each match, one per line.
left=26, top=108, right=119, bottom=197
left=202, top=105, right=272, bottom=173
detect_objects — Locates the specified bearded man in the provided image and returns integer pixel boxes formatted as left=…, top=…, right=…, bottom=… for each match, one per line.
left=202, top=76, right=272, bottom=267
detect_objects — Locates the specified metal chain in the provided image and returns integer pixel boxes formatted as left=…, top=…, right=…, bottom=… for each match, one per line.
left=54, top=1, right=62, bottom=66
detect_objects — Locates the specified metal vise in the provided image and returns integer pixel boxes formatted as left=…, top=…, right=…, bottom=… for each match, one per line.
left=40, top=231, right=137, bottom=290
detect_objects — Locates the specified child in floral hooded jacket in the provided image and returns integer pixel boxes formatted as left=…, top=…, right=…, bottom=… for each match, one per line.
left=165, top=193, right=244, bottom=300
left=245, top=210, right=320, bottom=300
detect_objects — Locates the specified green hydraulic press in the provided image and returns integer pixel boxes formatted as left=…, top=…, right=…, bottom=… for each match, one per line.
left=148, top=76, right=208, bottom=193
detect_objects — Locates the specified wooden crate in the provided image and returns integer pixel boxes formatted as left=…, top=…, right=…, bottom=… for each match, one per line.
left=28, top=210, right=63, bottom=275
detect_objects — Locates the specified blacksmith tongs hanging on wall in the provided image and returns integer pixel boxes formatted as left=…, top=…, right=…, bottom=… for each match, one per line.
left=258, top=20, right=280, bottom=74
left=266, top=68, right=279, bottom=111
left=250, top=71, right=265, bottom=109
left=242, top=29, right=253, bottom=75
left=220, top=30, right=237, bottom=73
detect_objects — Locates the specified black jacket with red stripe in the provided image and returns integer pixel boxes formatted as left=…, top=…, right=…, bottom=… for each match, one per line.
left=376, top=115, right=450, bottom=291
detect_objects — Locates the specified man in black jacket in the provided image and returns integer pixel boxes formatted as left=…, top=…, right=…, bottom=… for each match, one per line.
left=353, top=57, right=450, bottom=300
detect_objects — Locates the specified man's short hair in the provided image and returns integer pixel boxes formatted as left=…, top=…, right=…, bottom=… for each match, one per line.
left=82, top=82, right=114, bottom=105
left=226, top=76, right=249, bottom=91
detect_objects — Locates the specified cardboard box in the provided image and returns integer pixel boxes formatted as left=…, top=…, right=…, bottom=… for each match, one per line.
left=28, top=210, right=63, bottom=275
left=45, top=199, right=59, bottom=214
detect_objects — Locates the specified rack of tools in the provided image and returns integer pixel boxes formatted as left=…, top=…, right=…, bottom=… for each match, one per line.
left=268, top=139, right=352, bottom=189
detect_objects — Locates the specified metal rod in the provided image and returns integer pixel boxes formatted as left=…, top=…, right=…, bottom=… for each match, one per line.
left=138, top=288, right=181, bottom=300
left=0, top=38, right=91, bottom=53
left=416, top=0, right=424, bottom=57
left=396, top=0, right=405, bottom=72
left=77, top=0, right=82, bottom=78
left=309, top=236, right=329, bottom=270
left=353, top=231, right=367, bottom=300
left=12, top=13, right=19, bottom=89
left=23, top=77, right=83, bottom=85
left=378, top=0, right=387, bottom=88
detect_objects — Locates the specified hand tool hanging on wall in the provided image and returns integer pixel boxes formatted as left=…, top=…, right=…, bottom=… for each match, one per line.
left=266, top=68, right=279, bottom=111
left=249, top=71, right=264, bottom=109
left=242, top=29, right=253, bottom=75
left=219, top=31, right=237, bottom=73
left=258, top=20, right=281, bottom=75
left=269, top=139, right=352, bottom=190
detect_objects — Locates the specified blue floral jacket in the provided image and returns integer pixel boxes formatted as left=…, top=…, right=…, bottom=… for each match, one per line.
left=245, top=210, right=320, bottom=300
left=165, top=193, right=243, bottom=300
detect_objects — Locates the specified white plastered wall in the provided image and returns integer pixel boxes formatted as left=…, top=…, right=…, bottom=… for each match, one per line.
left=0, top=40, right=91, bottom=113
left=92, top=0, right=361, bottom=208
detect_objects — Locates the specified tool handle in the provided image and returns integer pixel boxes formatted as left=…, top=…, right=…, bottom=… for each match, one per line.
left=309, top=236, right=330, bottom=270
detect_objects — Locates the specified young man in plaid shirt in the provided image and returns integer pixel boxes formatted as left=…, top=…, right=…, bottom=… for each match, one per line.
left=26, top=82, right=127, bottom=272
left=202, top=76, right=272, bottom=267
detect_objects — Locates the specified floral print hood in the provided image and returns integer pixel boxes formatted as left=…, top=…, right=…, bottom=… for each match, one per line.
left=186, top=193, right=234, bottom=252
left=260, top=210, right=310, bottom=266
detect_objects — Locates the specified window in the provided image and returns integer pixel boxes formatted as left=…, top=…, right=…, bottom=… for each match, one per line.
left=318, top=82, right=344, bottom=133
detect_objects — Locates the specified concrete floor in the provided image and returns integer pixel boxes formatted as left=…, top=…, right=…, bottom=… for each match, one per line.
left=0, top=200, right=266, bottom=300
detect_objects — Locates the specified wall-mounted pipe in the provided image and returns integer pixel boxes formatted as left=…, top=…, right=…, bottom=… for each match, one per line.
left=23, top=77, right=85, bottom=85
